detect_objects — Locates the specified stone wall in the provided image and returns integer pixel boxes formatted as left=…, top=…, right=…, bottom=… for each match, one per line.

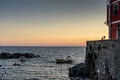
left=86, top=40, right=120, bottom=80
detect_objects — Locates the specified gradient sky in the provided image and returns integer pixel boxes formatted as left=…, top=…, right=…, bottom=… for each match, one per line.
left=0, top=0, right=107, bottom=46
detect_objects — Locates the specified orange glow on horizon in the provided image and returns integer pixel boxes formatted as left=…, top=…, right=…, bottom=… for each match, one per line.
left=0, top=14, right=108, bottom=46
left=0, top=0, right=107, bottom=46
left=0, top=35, right=108, bottom=46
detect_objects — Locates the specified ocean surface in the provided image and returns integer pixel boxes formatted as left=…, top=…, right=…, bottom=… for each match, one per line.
left=0, top=46, right=86, bottom=80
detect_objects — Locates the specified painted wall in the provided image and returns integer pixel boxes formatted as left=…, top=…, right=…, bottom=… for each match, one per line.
left=107, top=0, right=120, bottom=40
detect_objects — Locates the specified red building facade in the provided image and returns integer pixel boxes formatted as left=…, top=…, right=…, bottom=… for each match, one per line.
left=107, top=0, right=120, bottom=40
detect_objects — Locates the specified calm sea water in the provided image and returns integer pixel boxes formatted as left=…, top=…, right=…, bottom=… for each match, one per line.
left=0, top=46, right=85, bottom=80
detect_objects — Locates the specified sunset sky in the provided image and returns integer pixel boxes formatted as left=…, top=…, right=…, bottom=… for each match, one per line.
left=0, top=0, right=107, bottom=46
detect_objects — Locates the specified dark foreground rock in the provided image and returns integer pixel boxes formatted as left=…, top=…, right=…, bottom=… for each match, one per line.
left=69, top=50, right=98, bottom=80
left=0, top=52, right=40, bottom=59
left=69, top=63, right=91, bottom=80
left=70, top=77, right=91, bottom=80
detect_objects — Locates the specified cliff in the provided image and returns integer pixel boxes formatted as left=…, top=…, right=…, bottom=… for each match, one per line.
left=69, top=40, right=120, bottom=80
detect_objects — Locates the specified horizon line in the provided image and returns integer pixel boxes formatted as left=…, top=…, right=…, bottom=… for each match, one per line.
left=0, top=45, right=85, bottom=47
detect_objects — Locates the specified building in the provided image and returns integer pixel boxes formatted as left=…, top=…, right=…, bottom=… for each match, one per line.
left=69, top=1, right=120, bottom=80
left=107, top=0, right=120, bottom=40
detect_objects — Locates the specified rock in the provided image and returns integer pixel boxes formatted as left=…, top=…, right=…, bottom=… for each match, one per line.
left=69, top=63, right=91, bottom=79
left=0, top=52, right=40, bottom=59
left=13, top=63, right=21, bottom=66
left=0, top=52, right=11, bottom=59
left=71, top=77, right=91, bottom=80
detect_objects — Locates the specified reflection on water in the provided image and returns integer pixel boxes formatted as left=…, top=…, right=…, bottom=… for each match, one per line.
left=0, top=46, right=85, bottom=80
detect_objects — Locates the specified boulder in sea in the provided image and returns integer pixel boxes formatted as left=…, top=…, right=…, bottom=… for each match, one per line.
left=0, top=52, right=40, bottom=59
left=13, top=63, right=21, bottom=66
left=0, top=52, right=11, bottom=59
left=69, top=63, right=91, bottom=80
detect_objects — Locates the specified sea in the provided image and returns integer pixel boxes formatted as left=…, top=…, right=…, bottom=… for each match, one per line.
left=0, top=46, right=86, bottom=80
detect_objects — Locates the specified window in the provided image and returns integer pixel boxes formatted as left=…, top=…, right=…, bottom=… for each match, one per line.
left=113, top=3, right=118, bottom=16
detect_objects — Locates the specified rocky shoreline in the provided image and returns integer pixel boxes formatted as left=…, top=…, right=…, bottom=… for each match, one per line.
left=68, top=48, right=99, bottom=80
left=0, top=52, right=40, bottom=59
left=69, top=63, right=91, bottom=79
left=69, top=40, right=118, bottom=80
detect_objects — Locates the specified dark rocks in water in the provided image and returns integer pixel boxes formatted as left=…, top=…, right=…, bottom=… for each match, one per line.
left=0, top=52, right=11, bottom=58
left=0, top=52, right=40, bottom=59
left=69, top=51, right=98, bottom=80
left=13, top=63, right=21, bottom=66
left=69, top=63, right=91, bottom=79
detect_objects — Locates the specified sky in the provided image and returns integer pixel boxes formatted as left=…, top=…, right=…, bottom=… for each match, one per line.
left=0, top=0, right=107, bottom=46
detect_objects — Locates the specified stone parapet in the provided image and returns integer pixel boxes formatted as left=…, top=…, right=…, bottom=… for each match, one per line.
left=69, top=40, right=120, bottom=80
left=86, top=40, right=120, bottom=80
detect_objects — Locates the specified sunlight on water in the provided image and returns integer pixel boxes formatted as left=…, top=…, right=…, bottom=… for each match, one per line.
left=0, top=46, right=85, bottom=80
